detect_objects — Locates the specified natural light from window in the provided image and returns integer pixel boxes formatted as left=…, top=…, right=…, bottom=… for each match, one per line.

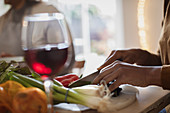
left=0, top=0, right=124, bottom=62
left=52, top=0, right=124, bottom=60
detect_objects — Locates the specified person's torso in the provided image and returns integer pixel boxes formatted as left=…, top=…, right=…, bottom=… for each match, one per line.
left=0, top=2, right=75, bottom=73
left=0, top=2, right=60, bottom=56
left=159, top=1, right=170, bottom=65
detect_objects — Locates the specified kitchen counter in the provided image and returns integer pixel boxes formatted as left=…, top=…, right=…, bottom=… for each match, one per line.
left=55, top=86, right=170, bottom=113
left=1, top=55, right=170, bottom=113
left=77, top=54, right=170, bottom=113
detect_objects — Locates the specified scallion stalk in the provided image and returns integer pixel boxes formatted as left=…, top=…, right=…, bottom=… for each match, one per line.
left=9, top=72, right=44, bottom=90
left=6, top=71, right=116, bottom=112
left=10, top=75, right=33, bottom=87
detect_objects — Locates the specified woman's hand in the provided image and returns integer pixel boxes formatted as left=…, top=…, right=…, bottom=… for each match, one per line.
left=93, top=61, right=162, bottom=92
left=98, top=49, right=162, bottom=70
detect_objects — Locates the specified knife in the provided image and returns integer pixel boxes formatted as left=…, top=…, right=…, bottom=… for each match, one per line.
left=68, top=70, right=100, bottom=88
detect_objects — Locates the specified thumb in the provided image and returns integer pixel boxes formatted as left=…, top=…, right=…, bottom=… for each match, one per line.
left=97, top=51, right=116, bottom=70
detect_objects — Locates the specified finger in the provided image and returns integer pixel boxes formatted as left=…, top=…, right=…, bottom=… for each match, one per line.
left=97, top=50, right=123, bottom=70
left=101, top=63, right=125, bottom=85
left=100, top=60, right=120, bottom=73
left=105, top=50, right=116, bottom=61
left=101, top=66, right=122, bottom=84
left=108, top=78, right=121, bottom=92
left=93, top=67, right=113, bottom=84
left=101, top=71, right=118, bottom=85
left=123, top=57, right=135, bottom=64
left=93, top=61, right=122, bottom=84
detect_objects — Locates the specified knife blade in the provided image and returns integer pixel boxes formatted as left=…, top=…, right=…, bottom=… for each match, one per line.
left=68, top=70, right=99, bottom=88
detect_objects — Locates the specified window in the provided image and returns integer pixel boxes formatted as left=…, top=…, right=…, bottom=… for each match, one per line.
left=0, top=0, right=125, bottom=59
left=51, top=0, right=124, bottom=59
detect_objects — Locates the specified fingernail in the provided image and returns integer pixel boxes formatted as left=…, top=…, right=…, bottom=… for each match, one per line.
left=97, top=65, right=103, bottom=70
left=97, top=67, right=101, bottom=70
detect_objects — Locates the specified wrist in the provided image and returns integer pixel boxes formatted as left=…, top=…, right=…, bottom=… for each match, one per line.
left=147, top=67, right=162, bottom=86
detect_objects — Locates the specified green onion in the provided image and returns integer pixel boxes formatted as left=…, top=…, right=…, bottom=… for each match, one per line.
left=10, top=75, right=33, bottom=87
left=0, top=61, right=120, bottom=112
left=53, top=79, right=63, bottom=87
left=9, top=72, right=44, bottom=90
left=8, top=72, right=113, bottom=112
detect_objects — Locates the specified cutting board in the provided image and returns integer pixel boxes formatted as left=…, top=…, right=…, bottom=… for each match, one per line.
left=54, top=85, right=138, bottom=113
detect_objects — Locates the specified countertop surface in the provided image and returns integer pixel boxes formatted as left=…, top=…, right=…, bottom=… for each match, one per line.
left=1, top=55, right=170, bottom=113
left=54, top=86, right=170, bottom=113
left=56, top=54, right=170, bottom=113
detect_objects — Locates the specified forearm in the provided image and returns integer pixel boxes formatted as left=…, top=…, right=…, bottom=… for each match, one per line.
left=161, top=65, right=170, bottom=90
left=146, top=65, right=170, bottom=90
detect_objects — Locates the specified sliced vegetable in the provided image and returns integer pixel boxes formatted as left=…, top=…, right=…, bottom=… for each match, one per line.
left=0, top=61, right=130, bottom=113
left=53, top=79, right=63, bottom=87
left=7, top=71, right=117, bottom=112
left=54, top=73, right=79, bottom=87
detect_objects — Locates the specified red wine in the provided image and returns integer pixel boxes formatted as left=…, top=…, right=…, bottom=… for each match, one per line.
left=24, top=43, right=68, bottom=77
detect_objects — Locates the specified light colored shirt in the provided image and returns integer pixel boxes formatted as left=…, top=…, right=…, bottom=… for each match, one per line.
left=159, top=1, right=170, bottom=89
left=0, top=2, right=59, bottom=55
left=0, top=2, right=75, bottom=74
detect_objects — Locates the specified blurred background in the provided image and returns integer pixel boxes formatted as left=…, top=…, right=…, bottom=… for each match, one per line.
left=0, top=0, right=163, bottom=73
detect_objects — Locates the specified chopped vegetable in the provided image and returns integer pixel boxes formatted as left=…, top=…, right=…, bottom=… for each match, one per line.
left=53, top=79, right=63, bottom=87
left=6, top=72, right=116, bottom=112
left=54, top=73, right=79, bottom=87
left=0, top=61, right=130, bottom=113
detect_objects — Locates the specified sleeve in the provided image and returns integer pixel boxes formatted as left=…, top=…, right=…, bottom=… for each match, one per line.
left=161, top=65, right=170, bottom=90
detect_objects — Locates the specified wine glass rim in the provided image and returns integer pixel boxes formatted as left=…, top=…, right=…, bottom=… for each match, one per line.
left=24, top=13, right=64, bottom=22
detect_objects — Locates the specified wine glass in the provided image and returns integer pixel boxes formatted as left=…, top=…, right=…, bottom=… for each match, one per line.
left=21, top=13, right=71, bottom=113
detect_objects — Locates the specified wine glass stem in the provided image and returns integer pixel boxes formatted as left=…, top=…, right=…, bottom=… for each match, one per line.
left=44, top=79, right=53, bottom=113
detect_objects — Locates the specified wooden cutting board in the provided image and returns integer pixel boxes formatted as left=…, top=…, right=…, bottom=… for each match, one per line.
left=54, top=85, right=138, bottom=113
left=54, top=85, right=170, bottom=113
